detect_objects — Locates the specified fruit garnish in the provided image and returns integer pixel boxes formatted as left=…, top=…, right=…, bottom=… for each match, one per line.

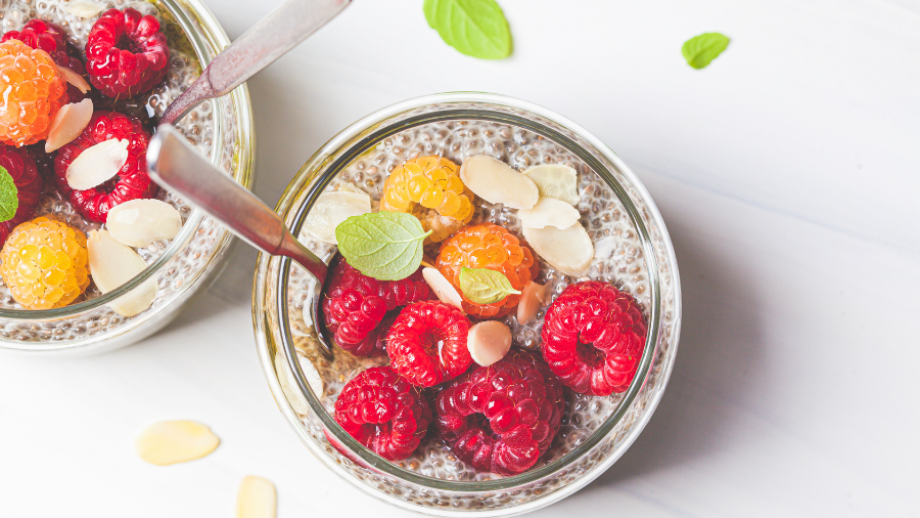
left=0, top=146, right=43, bottom=247
left=435, top=223, right=536, bottom=318
left=459, top=266, right=520, bottom=305
left=0, top=216, right=89, bottom=309
left=322, top=256, right=431, bottom=357
left=333, top=366, right=432, bottom=461
left=55, top=65, right=91, bottom=95
left=304, top=189, right=371, bottom=244
left=467, top=320, right=511, bottom=366
left=86, top=8, right=170, bottom=98
left=459, top=155, right=538, bottom=210
left=53, top=110, right=157, bottom=223
left=135, top=420, right=220, bottom=466
left=45, top=98, right=93, bottom=153
left=0, top=39, right=67, bottom=147
left=434, top=349, right=565, bottom=475
left=106, top=199, right=182, bottom=247
left=542, top=281, right=647, bottom=396
left=522, top=164, right=580, bottom=206
left=65, top=1, right=106, bottom=18
left=516, top=281, right=549, bottom=325
left=335, top=211, right=431, bottom=281
left=65, top=138, right=129, bottom=190
left=421, top=266, right=464, bottom=310
left=87, top=229, right=157, bottom=317
left=236, top=476, right=277, bottom=518
left=2, top=19, right=90, bottom=103
left=387, top=301, right=472, bottom=387
left=522, top=222, right=594, bottom=277
left=379, top=155, right=475, bottom=244
left=517, top=197, right=580, bottom=229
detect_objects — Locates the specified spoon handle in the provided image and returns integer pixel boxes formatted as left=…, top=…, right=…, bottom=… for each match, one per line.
left=146, top=125, right=328, bottom=282
left=161, top=0, right=351, bottom=125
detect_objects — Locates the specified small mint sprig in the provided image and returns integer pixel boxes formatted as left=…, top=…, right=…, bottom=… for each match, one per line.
left=424, top=0, right=513, bottom=60
left=334, top=212, right=431, bottom=281
left=682, top=32, right=730, bottom=69
left=0, top=166, right=19, bottom=223
left=459, top=267, right=520, bottom=305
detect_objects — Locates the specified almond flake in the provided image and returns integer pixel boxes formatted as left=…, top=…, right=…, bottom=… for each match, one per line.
left=88, top=230, right=157, bottom=317
left=236, top=476, right=277, bottom=518
left=275, top=352, right=323, bottom=416
left=65, top=0, right=106, bottom=18
left=303, top=190, right=372, bottom=244
left=66, top=139, right=129, bottom=191
left=55, top=64, right=91, bottom=94
left=517, top=281, right=550, bottom=325
left=135, top=420, right=220, bottom=466
left=467, top=320, right=512, bottom=367
left=522, top=222, right=595, bottom=277
left=45, top=98, right=93, bottom=152
left=107, top=199, right=182, bottom=248
left=459, top=155, right=539, bottom=210
left=523, top=164, right=580, bottom=205
left=422, top=267, right=464, bottom=310
left=518, top=197, right=581, bottom=229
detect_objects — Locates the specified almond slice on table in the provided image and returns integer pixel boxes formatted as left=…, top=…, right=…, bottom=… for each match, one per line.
left=236, top=476, right=277, bottom=518
left=88, top=229, right=157, bottom=317
left=45, top=98, right=93, bottom=153
left=303, top=190, right=372, bottom=244
left=517, top=197, right=581, bottom=229
left=65, top=0, right=106, bottom=18
left=135, top=420, right=220, bottom=466
left=522, top=222, right=595, bottom=277
left=422, top=267, right=464, bottom=310
left=517, top=281, right=550, bottom=325
left=467, top=320, right=512, bottom=367
left=106, top=199, right=182, bottom=248
left=66, top=139, right=129, bottom=191
left=459, top=155, right=539, bottom=210
left=55, top=64, right=91, bottom=94
left=523, top=164, right=580, bottom=206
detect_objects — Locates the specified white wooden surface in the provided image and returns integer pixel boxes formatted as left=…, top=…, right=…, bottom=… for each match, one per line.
left=2, top=0, right=918, bottom=516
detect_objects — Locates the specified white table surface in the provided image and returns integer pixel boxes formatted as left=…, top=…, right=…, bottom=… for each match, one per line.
left=2, top=0, right=919, bottom=516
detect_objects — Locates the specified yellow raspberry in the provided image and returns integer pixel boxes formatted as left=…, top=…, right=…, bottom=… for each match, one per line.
left=0, top=39, right=67, bottom=147
left=379, top=156, right=475, bottom=243
left=0, top=216, right=90, bottom=309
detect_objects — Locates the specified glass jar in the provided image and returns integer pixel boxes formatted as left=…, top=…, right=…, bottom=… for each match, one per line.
left=253, top=93, right=680, bottom=516
left=0, top=0, right=254, bottom=355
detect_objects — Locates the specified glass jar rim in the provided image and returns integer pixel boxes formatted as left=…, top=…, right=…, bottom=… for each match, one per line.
left=257, top=92, right=682, bottom=493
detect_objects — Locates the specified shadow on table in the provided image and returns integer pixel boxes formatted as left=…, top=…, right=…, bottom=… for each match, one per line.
left=559, top=213, right=770, bottom=501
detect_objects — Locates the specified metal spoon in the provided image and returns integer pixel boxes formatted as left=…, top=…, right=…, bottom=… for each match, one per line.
left=161, top=0, right=351, bottom=125
left=147, top=125, right=334, bottom=357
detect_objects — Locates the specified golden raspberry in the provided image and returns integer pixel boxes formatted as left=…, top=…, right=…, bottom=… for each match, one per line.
left=0, top=39, right=67, bottom=147
left=380, top=156, right=475, bottom=243
left=0, top=216, right=90, bottom=309
left=435, top=224, right=537, bottom=318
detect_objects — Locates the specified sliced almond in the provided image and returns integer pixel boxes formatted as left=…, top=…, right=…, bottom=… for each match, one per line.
left=55, top=64, right=91, bottom=94
left=303, top=190, right=372, bottom=244
left=66, top=139, right=129, bottom=191
left=88, top=229, right=157, bottom=317
left=135, top=420, right=220, bottom=466
left=522, top=223, right=594, bottom=277
left=236, top=476, right=277, bottom=518
left=106, top=199, right=182, bottom=248
left=45, top=98, right=93, bottom=153
left=275, top=352, right=323, bottom=415
left=422, top=267, right=464, bottom=310
left=459, top=155, right=539, bottom=210
left=517, top=281, right=550, bottom=325
left=518, top=197, right=581, bottom=230
left=467, top=320, right=512, bottom=367
left=523, top=164, right=580, bottom=206
left=65, top=0, right=106, bottom=18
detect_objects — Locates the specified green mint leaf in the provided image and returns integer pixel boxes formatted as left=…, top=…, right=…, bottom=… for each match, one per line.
left=459, top=267, right=521, bottom=305
left=424, top=0, right=513, bottom=60
left=0, top=166, right=18, bottom=223
left=335, top=212, right=431, bottom=281
left=682, top=32, right=730, bottom=69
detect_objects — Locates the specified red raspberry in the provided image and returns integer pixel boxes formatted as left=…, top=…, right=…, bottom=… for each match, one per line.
left=85, top=8, right=169, bottom=99
left=387, top=301, right=472, bottom=387
left=2, top=19, right=88, bottom=101
left=541, top=281, right=647, bottom=396
left=0, top=144, right=43, bottom=246
left=333, top=366, right=432, bottom=461
left=52, top=110, right=157, bottom=222
left=322, top=256, right=432, bottom=357
left=434, top=349, right=565, bottom=475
